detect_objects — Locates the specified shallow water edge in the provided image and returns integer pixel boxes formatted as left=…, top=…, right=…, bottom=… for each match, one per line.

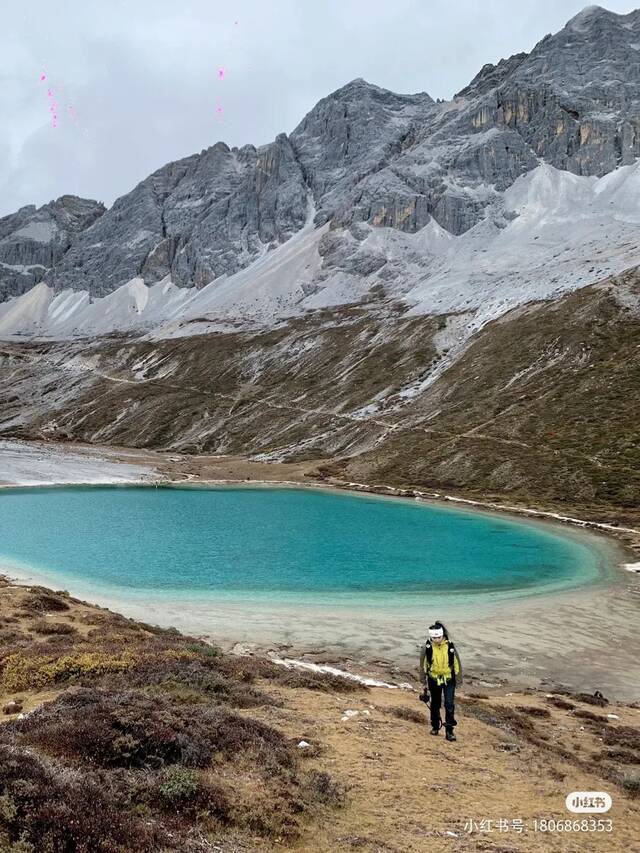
left=1, top=480, right=638, bottom=700
left=1, top=436, right=638, bottom=699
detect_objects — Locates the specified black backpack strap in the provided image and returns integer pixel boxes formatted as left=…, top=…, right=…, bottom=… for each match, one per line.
left=448, top=643, right=456, bottom=684
left=425, top=640, right=433, bottom=666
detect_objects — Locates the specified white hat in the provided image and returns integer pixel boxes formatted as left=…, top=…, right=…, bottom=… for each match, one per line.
left=429, top=627, right=444, bottom=640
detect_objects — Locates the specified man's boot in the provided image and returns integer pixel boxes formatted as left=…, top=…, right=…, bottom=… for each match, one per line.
left=445, top=728, right=457, bottom=742
left=430, top=718, right=441, bottom=735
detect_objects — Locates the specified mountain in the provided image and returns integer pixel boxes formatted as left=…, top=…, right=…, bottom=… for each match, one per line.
left=0, top=196, right=105, bottom=302
left=1, top=5, right=639, bottom=519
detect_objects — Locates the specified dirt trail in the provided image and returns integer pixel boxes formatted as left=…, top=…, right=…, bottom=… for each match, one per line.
left=253, top=682, right=640, bottom=852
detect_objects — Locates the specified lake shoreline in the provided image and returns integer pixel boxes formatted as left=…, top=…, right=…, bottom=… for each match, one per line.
left=1, top=439, right=639, bottom=700
left=2, top=438, right=639, bottom=562
left=3, top=529, right=638, bottom=701
left=2, top=563, right=639, bottom=700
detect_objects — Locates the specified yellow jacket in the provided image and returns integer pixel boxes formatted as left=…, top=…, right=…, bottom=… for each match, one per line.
left=419, top=640, right=460, bottom=685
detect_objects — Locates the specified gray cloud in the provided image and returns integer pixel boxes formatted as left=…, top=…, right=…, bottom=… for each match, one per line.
left=1, top=0, right=636, bottom=215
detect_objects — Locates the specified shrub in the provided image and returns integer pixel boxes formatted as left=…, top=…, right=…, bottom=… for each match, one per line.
left=13, top=688, right=296, bottom=774
left=301, top=770, right=347, bottom=807
left=184, top=643, right=220, bottom=658
left=574, top=709, right=609, bottom=723
left=0, top=630, right=27, bottom=645
left=155, top=767, right=231, bottom=821
left=1, top=650, right=136, bottom=692
left=461, top=699, right=538, bottom=741
left=32, top=620, right=77, bottom=636
left=121, top=657, right=277, bottom=709
left=15, top=689, right=214, bottom=769
left=272, top=668, right=363, bottom=693
left=546, top=696, right=576, bottom=711
left=621, top=771, right=640, bottom=797
left=236, top=790, right=304, bottom=840
left=20, top=592, right=69, bottom=613
left=158, top=767, right=199, bottom=804
left=0, top=836, right=35, bottom=853
left=601, top=725, right=640, bottom=751
left=0, top=743, right=161, bottom=851
left=515, top=705, right=552, bottom=719
left=598, top=749, right=638, bottom=764
left=388, top=705, right=425, bottom=724
left=573, top=692, right=609, bottom=707
left=43, top=634, right=75, bottom=647
left=215, top=656, right=363, bottom=693
left=206, top=708, right=297, bottom=774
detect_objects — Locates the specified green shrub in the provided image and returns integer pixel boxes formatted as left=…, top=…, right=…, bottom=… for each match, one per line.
left=159, top=767, right=199, bottom=803
left=184, top=642, right=220, bottom=658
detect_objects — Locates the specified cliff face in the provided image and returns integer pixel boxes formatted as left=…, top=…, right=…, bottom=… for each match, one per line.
left=458, top=6, right=640, bottom=177
left=3, top=6, right=640, bottom=303
left=0, top=196, right=105, bottom=301
left=45, top=136, right=311, bottom=297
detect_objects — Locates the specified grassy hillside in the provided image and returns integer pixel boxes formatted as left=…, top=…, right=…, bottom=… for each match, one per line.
left=0, top=270, right=639, bottom=523
left=346, top=272, right=640, bottom=523
left=1, top=576, right=639, bottom=851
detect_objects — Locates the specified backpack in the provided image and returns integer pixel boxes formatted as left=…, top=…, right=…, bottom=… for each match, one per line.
left=424, top=639, right=457, bottom=685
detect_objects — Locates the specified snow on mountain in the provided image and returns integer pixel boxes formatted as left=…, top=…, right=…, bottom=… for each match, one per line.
left=1, top=160, right=639, bottom=345
left=3, top=6, right=640, bottom=352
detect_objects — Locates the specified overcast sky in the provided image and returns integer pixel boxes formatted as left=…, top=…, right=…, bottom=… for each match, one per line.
left=1, top=1, right=636, bottom=216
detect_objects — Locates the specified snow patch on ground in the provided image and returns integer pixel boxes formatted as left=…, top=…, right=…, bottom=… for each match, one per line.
left=269, top=656, right=407, bottom=689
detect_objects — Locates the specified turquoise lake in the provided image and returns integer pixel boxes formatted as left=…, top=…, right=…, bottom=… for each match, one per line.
left=0, top=486, right=606, bottom=604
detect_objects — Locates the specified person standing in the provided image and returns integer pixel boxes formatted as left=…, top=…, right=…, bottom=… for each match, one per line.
left=419, top=621, right=461, bottom=741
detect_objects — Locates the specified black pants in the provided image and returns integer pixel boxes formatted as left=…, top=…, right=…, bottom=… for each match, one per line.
left=428, top=677, right=456, bottom=732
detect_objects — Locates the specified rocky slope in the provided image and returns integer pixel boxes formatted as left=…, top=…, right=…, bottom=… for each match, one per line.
left=1, top=6, right=639, bottom=517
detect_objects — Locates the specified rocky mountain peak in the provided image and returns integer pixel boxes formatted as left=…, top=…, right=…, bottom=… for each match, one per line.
left=290, top=79, right=434, bottom=224
left=566, top=4, right=619, bottom=29
left=3, top=5, right=640, bottom=306
left=454, top=53, right=528, bottom=99
left=319, top=77, right=433, bottom=105
left=524, top=4, right=640, bottom=79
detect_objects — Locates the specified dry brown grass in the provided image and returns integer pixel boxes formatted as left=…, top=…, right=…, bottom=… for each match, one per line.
left=1, top=577, right=639, bottom=850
